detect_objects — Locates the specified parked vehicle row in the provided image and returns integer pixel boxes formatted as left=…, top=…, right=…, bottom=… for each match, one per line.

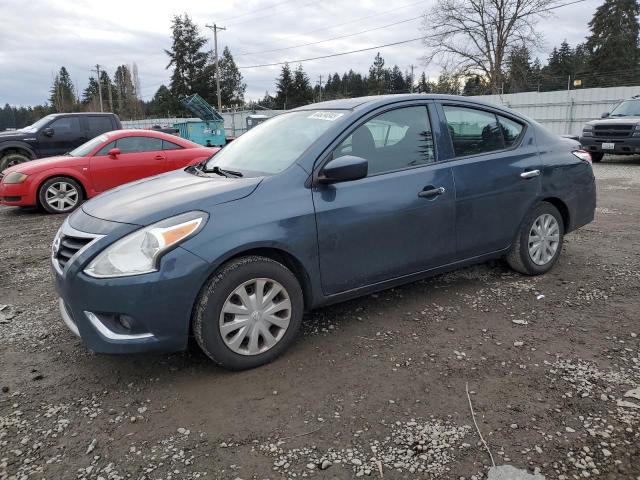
left=50, top=94, right=596, bottom=370
left=0, top=112, right=121, bottom=171
left=0, top=130, right=218, bottom=213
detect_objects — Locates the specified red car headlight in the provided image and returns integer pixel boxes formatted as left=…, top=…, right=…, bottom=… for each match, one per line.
left=3, top=172, right=29, bottom=184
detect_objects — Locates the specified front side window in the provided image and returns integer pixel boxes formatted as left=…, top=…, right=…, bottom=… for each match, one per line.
left=115, top=136, right=163, bottom=154
left=48, top=117, right=81, bottom=136
left=334, top=106, right=435, bottom=176
left=205, top=110, right=343, bottom=175
left=95, top=141, right=116, bottom=156
left=444, top=106, right=505, bottom=157
left=162, top=140, right=183, bottom=150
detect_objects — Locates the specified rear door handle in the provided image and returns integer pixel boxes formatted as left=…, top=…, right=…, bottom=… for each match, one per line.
left=418, top=186, right=446, bottom=198
left=520, top=169, right=540, bottom=179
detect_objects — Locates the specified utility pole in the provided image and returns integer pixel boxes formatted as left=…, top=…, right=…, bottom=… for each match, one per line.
left=318, top=75, right=323, bottom=101
left=206, top=23, right=226, bottom=111
left=91, top=64, right=104, bottom=112
left=409, top=65, right=415, bottom=93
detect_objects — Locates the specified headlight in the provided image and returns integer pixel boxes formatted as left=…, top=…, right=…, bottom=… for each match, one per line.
left=84, top=211, right=208, bottom=278
left=3, top=172, right=28, bottom=184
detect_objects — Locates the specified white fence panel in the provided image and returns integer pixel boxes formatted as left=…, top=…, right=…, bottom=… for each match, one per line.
left=470, top=86, right=640, bottom=135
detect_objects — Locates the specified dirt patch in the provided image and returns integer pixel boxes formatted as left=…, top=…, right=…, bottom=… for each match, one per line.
left=1, top=159, right=639, bottom=479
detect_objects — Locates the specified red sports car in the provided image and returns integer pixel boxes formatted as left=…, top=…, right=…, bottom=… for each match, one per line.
left=0, top=130, right=218, bottom=213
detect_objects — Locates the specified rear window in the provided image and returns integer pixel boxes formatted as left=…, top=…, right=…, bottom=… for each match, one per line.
left=86, top=116, right=114, bottom=137
left=162, top=140, right=183, bottom=150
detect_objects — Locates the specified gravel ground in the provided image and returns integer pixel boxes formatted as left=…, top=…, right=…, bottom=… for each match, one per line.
left=1, top=156, right=639, bottom=480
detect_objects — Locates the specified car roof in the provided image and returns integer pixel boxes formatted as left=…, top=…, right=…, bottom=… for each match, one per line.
left=293, top=94, right=527, bottom=121
left=49, top=112, right=116, bottom=116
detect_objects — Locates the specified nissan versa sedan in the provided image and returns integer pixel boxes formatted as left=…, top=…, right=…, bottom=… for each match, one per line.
left=53, top=94, right=596, bottom=370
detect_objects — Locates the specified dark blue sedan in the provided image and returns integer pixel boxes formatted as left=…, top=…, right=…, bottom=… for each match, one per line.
left=52, top=94, right=596, bottom=370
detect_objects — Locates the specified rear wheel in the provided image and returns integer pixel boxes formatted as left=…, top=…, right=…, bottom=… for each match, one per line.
left=38, top=177, right=84, bottom=214
left=590, top=152, right=604, bottom=163
left=193, top=256, right=304, bottom=370
left=507, top=202, right=564, bottom=275
left=0, top=152, right=30, bottom=171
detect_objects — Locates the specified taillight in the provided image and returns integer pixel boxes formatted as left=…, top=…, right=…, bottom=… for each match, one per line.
left=572, top=149, right=592, bottom=164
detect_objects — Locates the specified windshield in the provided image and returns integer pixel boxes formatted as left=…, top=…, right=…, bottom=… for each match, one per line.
left=69, top=134, right=109, bottom=157
left=610, top=100, right=640, bottom=117
left=204, top=110, right=345, bottom=174
left=22, top=115, right=56, bottom=132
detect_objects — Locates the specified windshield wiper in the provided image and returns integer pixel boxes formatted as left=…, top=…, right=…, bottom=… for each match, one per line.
left=203, top=165, right=243, bottom=177
left=610, top=114, right=628, bottom=117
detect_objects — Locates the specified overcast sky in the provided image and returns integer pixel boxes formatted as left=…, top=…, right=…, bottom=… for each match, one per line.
left=0, top=0, right=601, bottom=107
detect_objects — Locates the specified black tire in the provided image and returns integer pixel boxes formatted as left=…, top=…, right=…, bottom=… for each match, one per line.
left=590, top=152, right=604, bottom=163
left=0, top=152, right=30, bottom=171
left=193, top=256, right=304, bottom=370
left=37, top=177, right=84, bottom=214
left=506, top=202, right=565, bottom=275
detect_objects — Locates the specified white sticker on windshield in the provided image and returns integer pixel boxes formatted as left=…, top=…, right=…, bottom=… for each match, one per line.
left=308, top=111, right=344, bottom=121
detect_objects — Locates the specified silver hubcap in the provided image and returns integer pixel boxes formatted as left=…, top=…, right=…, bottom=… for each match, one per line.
left=219, top=278, right=291, bottom=356
left=45, top=182, right=78, bottom=212
left=528, top=213, right=560, bottom=265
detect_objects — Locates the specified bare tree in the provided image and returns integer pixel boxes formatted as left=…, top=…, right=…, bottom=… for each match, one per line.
left=422, top=0, right=558, bottom=93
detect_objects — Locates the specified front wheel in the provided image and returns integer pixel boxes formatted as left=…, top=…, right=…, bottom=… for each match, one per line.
left=0, top=152, right=30, bottom=171
left=506, top=202, right=564, bottom=275
left=590, top=152, right=604, bottom=163
left=38, top=177, right=84, bottom=214
left=193, top=256, right=304, bottom=370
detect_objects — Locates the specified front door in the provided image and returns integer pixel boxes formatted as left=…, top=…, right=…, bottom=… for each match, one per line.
left=313, top=104, right=456, bottom=295
left=38, top=116, right=86, bottom=157
left=89, top=136, right=166, bottom=192
left=439, top=103, right=542, bottom=259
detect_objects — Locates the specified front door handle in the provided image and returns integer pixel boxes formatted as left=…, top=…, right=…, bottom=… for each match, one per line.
left=418, top=186, right=446, bottom=199
left=154, top=155, right=164, bottom=160
left=520, top=169, right=541, bottom=179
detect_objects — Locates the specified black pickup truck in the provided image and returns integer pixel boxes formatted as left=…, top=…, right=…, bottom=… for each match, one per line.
left=580, top=96, right=640, bottom=162
left=0, top=112, right=121, bottom=171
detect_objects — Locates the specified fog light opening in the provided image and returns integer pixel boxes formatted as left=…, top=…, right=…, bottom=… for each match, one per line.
left=118, top=314, right=134, bottom=331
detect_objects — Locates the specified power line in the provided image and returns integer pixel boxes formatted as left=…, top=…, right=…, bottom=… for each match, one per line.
left=217, top=0, right=295, bottom=23
left=225, top=0, right=318, bottom=26
left=236, top=15, right=423, bottom=56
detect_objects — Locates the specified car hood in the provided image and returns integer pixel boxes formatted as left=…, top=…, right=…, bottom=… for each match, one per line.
left=3, top=155, right=87, bottom=175
left=81, top=168, right=263, bottom=225
left=0, top=130, right=26, bottom=140
left=585, top=117, right=640, bottom=126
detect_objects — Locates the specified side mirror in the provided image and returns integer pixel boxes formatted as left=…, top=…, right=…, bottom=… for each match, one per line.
left=318, top=155, right=368, bottom=184
left=108, top=148, right=121, bottom=158
left=601, top=112, right=610, bottom=118
left=42, top=127, right=54, bottom=137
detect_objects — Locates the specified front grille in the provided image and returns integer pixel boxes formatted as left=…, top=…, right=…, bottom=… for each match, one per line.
left=593, top=124, right=634, bottom=138
left=55, top=234, right=93, bottom=269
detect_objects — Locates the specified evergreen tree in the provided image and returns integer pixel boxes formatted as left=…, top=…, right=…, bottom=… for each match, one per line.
left=82, top=77, right=100, bottom=109
left=505, top=46, right=534, bottom=93
left=462, top=75, right=489, bottom=95
left=292, top=65, right=313, bottom=107
left=389, top=65, right=407, bottom=93
left=99, top=70, right=117, bottom=112
left=416, top=72, right=431, bottom=93
left=49, top=66, right=76, bottom=112
left=275, top=63, right=294, bottom=109
left=149, top=85, right=181, bottom=117
left=586, top=0, right=640, bottom=80
left=114, top=65, right=136, bottom=117
left=165, top=14, right=208, bottom=99
left=217, top=47, right=246, bottom=107
left=368, top=52, right=387, bottom=95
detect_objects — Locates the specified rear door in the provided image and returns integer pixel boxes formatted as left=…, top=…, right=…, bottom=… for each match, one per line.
left=438, top=103, right=541, bottom=259
left=89, top=136, right=166, bottom=192
left=84, top=115, right=116, bottom=140
left=313, top=103, right=456, bottom=295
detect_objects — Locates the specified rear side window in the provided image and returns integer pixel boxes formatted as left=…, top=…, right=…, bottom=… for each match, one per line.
left=48, top=117, right=81, bottom=136
left=116, top=136, right=163, bottom=154
left=86, top=116, right=114, bottom=137
left=162, top=140, right=183, bottom=150
left=498, top=115, right=524, bottom=147
left=443, top=106, right=505, bottom=157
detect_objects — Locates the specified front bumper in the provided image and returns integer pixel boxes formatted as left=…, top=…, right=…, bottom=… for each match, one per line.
left=580, top=136, right=640, bottom=155
left=54, top=216, right=211, bottom=354
left=0, top=182, right=31, bottom=206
